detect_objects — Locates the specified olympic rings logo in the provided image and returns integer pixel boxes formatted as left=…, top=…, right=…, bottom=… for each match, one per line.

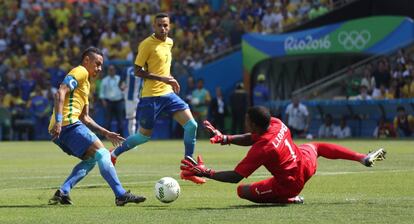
left=338, top=30, right=371, bottom=50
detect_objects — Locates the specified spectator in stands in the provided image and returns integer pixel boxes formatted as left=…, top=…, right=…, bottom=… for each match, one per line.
left=360, top=67, right=376, bottom=94
left=393, top=106, right=414, bottom=137
left=230, top=82, right=248, bottom=134
left=396, top=49, right=408, bottom=66
left=373, top=116, right=395, bottom=138
left=210, top=86, right=227, bottom=132
left=333, top=117, right=351, bottom=139
left=345, top=66, right=361, bottom=99
left=191, top=78, right=211, bottom=138
left=285, top=96, right=310, bottom=138
left=297, top=0, right=311, bottom=19
left=400, top=73, right=414, bottom=98
left=308, top=2, right=329, bottom=20
left=183, top=76, right=196, bottom=108
left=252, top=74, right=270, bottom=106
left=99, top=65, right=124, bottom=136
left=0, top=87, right=11, bottom=140
left=352, top=85, right=372, bottom=100
left=7, top=88, right=34, bottom=140
left=372, top=60, right=391, bottom=90
left=230, top=21, right=245, bottom=46
left=372, top=84, right=388, bottom=99
left=318, top=114, right=336, bottom=138
left=47, top=60, right=66, bottom=93
left=28, top=86, right=51, bottom=140
left=261, top=7, right=278, bottom=33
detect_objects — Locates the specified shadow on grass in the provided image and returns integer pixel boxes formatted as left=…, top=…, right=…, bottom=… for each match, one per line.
left=0, top=204, right=50, bottom=208
left=142, top=205, right=170, bottom=210
left=195, top=204, right=289, bottom=211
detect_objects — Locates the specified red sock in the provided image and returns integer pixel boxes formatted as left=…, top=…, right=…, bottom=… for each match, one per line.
left=310, top=142, right=366, bottom=162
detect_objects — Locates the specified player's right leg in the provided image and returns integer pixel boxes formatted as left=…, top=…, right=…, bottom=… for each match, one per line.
left=236, top=177, right=304, bottom=204
left=49, top=122, right=97, bottom=205
left=111, top=97, right=154, bottom=163
left=50, top=121, right=145, bottom=206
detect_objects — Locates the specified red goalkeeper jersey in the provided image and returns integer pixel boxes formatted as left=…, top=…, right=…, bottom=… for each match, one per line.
left=234, top=117, right=304, bottom=183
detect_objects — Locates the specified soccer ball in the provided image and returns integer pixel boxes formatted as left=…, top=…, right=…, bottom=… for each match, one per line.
left=154, top=177, right=180, bottom=203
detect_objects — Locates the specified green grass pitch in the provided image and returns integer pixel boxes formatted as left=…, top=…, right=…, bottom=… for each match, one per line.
left=0, top=139, right=413, bottom=224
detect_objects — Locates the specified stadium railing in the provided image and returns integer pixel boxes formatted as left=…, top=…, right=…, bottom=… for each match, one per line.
left=268, top=98, right=414, bottom=137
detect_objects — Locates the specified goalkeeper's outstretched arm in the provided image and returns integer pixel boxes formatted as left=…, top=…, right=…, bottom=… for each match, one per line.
left=203, top=120, right=254, bottom=146
left=209, top=171, right=243, bottom=183
left=225, top=133, right=254, bottom=146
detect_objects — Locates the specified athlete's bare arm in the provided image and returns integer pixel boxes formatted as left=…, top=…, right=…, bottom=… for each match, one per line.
left=80, top=105, right=125, bottom=146
left=228, top=133, right=254, bottom=146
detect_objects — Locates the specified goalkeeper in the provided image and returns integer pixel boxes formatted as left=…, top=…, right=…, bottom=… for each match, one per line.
left=181, top=106, right=386, bottom=204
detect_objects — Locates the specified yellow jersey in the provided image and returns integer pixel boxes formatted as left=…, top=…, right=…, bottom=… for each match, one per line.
left=135, top=34, right=173, bottom=97
left=48, top=65, right=90, bottom=130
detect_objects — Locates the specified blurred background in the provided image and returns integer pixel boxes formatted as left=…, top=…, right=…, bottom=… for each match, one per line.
left=1, top=0, right=414, bottom=141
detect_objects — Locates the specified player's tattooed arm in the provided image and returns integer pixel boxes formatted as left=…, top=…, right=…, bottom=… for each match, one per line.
left=79, top=105, right=107, bottom=135
left=80, top=105, right=125, bottom=146
left=50, top=84, right=70, bottom=140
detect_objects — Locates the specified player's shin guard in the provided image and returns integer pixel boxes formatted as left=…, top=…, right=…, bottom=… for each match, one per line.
left=113, top=132, right=150, bottom=157
left=183, top=119, right=197, bottom=157
left=95, top=148, right=126, bottom=197
left=60, top=157, right=96, bottom=195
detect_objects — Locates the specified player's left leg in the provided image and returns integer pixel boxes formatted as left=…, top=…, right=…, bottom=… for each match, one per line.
left=83, top=140, right=146, bottom=206
left=173, top=109, right=197, bottom=157
left=167, top=93, right=205, bottom=184
left=173, top=109, right=206, bottom=184
left=237, top=177, right=304, bottom=204
left=304, top=142, right=386, bottom=167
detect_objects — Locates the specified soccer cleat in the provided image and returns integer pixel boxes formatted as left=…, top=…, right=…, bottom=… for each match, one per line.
left=363, top=148, right=387, bottom=167
left=115, top=191, right=146, bottom=206
left=48, top=190, right=73, bottom=205
left=290, top=196, right=304, bottom=204
left=180, top=170, right=206, bottom=184
left=109, top=148, right=117, bottom=166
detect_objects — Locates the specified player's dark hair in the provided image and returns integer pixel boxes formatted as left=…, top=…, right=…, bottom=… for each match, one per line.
left=155, top=13, right=169, bottom=20
left=247, top=106, right=271, bottom=130
left=81, top=47, right=103, bottom=61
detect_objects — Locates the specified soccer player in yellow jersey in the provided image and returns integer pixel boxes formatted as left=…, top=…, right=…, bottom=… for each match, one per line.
left=48, top=47, right=146, bottom=206
left=111, top=13, right=205, bottom=184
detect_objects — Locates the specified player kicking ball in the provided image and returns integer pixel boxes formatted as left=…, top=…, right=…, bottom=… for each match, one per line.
left=48, top=47, right=146, bottom=206
left=109, top=13, right=204, bottom=184
left=181, top=106, right=386, bottom=204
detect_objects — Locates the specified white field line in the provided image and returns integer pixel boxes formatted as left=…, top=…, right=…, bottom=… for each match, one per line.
left=250, top=169, right=414, bottom=179
left=0, top=172, right=159, bottom=181
left=1, top=169, right=413, bottom=191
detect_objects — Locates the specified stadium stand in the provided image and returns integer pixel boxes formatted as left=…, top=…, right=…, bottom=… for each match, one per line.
left=0, top=0, right=343, bottom=140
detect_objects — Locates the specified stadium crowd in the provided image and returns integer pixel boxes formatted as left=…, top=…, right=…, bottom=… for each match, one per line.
left=344, top=48, right=414, bottom=101
left=0, top=0, right=338, bottom=140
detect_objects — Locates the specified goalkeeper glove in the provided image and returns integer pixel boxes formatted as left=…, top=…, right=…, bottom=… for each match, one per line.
left=180, top=155, right=215, bottom=178
left=203, top=120, right=232, bottom=145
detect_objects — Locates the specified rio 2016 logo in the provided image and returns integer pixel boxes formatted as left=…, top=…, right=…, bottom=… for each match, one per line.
left=284, top=35, right=331, bottom=52
left=284, top=30, right=372, bottom=52
left=338, top=30, right=371, bottom=50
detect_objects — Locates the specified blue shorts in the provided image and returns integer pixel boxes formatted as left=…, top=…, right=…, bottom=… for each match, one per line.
left=53, top=121, right=99, bottom=159
left=137, top=93, right=189, bottom=129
